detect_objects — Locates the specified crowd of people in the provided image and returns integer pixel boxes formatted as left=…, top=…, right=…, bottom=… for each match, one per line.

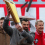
left=0, top=7, right=45, bottom=45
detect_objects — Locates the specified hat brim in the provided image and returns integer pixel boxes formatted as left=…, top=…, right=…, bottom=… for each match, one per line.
left=0, top=16, right=35, bottom=21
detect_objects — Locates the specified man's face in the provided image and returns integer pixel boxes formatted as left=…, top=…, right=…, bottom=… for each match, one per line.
left=21, top=21, right=29, bottom=30
left=0, top=20, right=4, bottom=29
left=35, top=22, right=44, bottom=34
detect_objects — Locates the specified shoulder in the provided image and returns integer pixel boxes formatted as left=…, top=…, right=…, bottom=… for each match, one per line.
left=13, top=28, right=17, bottom=30
left=12, top=28, right=18, bottom=32
left=30, top=32, right=35, bottom=35
left=12, top=28, right=19, bottom=35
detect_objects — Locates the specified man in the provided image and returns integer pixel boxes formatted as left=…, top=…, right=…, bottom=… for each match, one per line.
left=21, top=18, right=35, bottom=45
left=21, top=18, right=29, bottom=32
left=34, top=20, right=45, bottom=45
left=0, top=17, right=10, bottom=45
left=3, top=7, right=33, bottom=45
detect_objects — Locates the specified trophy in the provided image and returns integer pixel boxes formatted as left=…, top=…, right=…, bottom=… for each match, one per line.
left=4, top=0, right=20, bottom=23
left=4, top=0, right=22, bottom=27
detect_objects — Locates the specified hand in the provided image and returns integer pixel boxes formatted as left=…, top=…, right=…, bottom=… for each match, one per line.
left=15, top=23, right=23, bottom=32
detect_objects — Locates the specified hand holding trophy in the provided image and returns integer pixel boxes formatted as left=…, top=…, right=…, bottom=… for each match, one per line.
left=4, top=0, right=23, bottom=32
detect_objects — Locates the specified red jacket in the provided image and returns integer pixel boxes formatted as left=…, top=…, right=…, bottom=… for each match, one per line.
left=34, top=30, right=45, bottom=45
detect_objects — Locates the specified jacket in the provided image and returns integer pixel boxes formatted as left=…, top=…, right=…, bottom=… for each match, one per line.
left=34, top=30, right=45, bottom=45
left=3, top=16, right=34, bottom=45
left=0, top=28, right=10, bottom=45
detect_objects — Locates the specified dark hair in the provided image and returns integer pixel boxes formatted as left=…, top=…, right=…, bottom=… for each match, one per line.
left=20, top=18, right=28, bottom=23
left=0, top=17, right=4, bottom=20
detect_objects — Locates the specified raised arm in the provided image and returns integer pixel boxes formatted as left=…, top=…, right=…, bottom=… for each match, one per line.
left=3, top=16, right=13, bottom=36
left=3, top=6, right=13, bottom=36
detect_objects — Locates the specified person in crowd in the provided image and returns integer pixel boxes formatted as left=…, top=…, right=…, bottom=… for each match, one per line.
left=3, top=7, right=33, bottom=45
left=0, top=17, right=10, bottom=45
left=34, top=20, right=45, bottom=45
left=21, top=18, right=29, bottom=32
left=21, top=18, right=35, bottom=45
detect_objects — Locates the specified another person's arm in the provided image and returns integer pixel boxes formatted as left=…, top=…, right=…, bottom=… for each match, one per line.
left=21, top=30, right=33, bottom=44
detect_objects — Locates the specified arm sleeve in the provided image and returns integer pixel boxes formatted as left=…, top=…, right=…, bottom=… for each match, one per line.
left=21, top=30, right=33, bottom=44
left=3, top=16, right=13, bottom=36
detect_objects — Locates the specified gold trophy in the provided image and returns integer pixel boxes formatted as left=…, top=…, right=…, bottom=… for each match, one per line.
left=4, top=0, right=20, bottom=23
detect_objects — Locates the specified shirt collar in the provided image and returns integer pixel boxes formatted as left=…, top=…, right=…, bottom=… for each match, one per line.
left=36, top=30, right=44, bottom=36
